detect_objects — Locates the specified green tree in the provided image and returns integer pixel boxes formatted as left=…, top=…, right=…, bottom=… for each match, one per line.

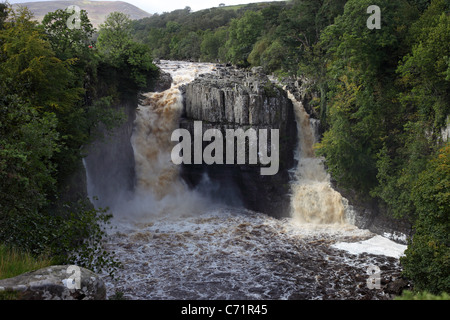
left=374, top=121, right=431, bottom=219
left=125, top=40, right=159, bottom=89
left=200, top=27, right=228, bottom=62
left=146, top=27, right=170, bottom=59
left=0, top=7, right=83, bottom=112
left=225, top=10, right=264, bottom=66
left=0, top=93, right=59, bottom=219
left=0, top=6, right=121, bottom=276
left=407, top=0, right=433, bottom=12
left=177, top=31, right=202, bottom=61
left=401, top=144, right=450, bottom=294
left=38, top=8, right=126, bottom=188
left=248, top=37, right=286, bottom=73
left=97, top=12, right=158, bottom=91
left=248, top=37, right=269, bottom=68
left=397, top=0, right=450, bottom=137
left=41, top=8, right=96, bottom=61
left=97, top=11, right=133, bottom=68
left=372, top=0, right=449, bottom=218
left=316, top=0, right=419, bottom=194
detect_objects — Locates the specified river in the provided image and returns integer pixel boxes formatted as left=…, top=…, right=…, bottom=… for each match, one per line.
left=96, top=60, right=406, bottom=300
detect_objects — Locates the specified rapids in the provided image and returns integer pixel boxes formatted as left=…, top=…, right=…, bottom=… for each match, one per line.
left=96, top=61, right=406, bottom=300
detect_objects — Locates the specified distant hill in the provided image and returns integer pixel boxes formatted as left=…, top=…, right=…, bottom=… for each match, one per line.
left=12, top=0, right=152, bottom=28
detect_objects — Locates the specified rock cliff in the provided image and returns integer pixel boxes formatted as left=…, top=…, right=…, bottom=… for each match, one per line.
left=84, top=70, right=173, bottom=210
left=180, top=66, right=297, bottom=218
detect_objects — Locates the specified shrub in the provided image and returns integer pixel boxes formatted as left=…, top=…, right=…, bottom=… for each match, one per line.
left=401, top=144, right=450, bottom=294
left=0, top=198, right=121, bottom=279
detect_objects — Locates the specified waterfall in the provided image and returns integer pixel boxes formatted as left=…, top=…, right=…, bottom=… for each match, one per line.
left=117, top=61, right=217, bottom=219
left=131, top=78, right=186, bottom=199
left=132, top=61, right=216, bottom=198
left=287, top=91, right=351, bottom=225
left=82, top=158, right=94, bottom=203
left=85, top=60, right=355, bottom=224
left=92, top=63, right=405, bottom=300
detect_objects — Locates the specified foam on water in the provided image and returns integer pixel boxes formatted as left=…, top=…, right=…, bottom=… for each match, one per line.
left=98, top=61, right=407, bottom=300
left=332, top=235, right=407, bottom=259
left=102, top=207, right=405, bottom=300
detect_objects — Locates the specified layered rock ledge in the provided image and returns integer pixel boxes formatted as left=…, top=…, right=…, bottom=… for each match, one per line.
left=180, top=66, right=297, bottom=218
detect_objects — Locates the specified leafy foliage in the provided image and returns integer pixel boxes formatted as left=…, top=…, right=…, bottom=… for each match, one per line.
left=0, top=94, right=59, bottom=217
left=97, top=12, right=159, bottom=91
left=0, top=6, right=159, bottom=278
left=400, top=144, right=450, bottom=294
left=41, top=9, right=96, bottom=61
left=1, top=198, right=121, bottom=278
left=0, top=0, right=448, bottom=295
left=316, top=0, right=420, bottom=194
left=200, top=27, right=228, bottom=62
left=126, top=0, right=449, bottom=294
left=225, top=11, right=264, bottom=66
left=0, top=8, right=83, bottom=112
left=397, top=1, right=450, bottom=135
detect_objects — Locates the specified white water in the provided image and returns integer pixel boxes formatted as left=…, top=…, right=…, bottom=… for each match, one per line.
left=132, top=61, right=217, bottom=199
left=332, top=235, right=406, bottom=259
left=110, top=61, right=218, bottom=221
left=287, top=91, right=349, bottom=224
left=98, top=61, right=406, bottom=300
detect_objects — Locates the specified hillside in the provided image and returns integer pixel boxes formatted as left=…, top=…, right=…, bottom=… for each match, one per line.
left=12, top=0, right=152, bottom=28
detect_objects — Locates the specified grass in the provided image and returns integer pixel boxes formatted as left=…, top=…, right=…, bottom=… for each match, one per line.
left=0, top=244, right=54, bottom=281
left=218, top=4, right=247, bottom=11
left=395, top=290, right=450, bottom=300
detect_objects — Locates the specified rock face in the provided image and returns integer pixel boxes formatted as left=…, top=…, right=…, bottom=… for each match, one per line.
left=0, top=266, right=106, bottom=300
left=152, top=69, right=173, bottom=93
left=180, top=66, right=297, bottom=218
left=84, top=95, right=138, bottom=210
left=336, top=186, right=414, bottom=243
left=84, top=70, right=172, bottom=210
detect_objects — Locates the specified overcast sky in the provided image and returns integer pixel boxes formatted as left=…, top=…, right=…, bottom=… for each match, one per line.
left=7, top=0, right=287, bottom=14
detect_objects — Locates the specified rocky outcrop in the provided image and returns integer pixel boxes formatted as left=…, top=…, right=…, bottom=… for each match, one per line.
left=0, top=266, right=106, bottom=300
left=152, top=69, right=173, bottom=93
left=180, top=66, right=297, bottom=218
left=336, top=186, right=414, bottom=244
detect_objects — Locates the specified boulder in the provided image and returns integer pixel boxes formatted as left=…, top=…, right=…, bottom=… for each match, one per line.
left=385, top=278, right=412, bottom=296
left=0, top=265, right=106, bottom=300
